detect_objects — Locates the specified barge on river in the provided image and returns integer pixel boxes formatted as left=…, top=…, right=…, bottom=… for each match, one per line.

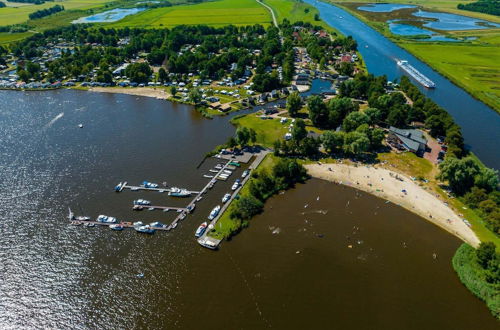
left=397, top=60, right=435, bottom=89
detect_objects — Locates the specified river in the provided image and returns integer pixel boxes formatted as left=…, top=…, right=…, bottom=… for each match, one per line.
left=0, top=90, right=497, bottom=329
left=305, top=0, right=500, bottom=169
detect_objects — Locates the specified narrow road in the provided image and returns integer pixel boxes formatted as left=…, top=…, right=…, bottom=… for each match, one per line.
left=256, top=0, right=278, bottom=28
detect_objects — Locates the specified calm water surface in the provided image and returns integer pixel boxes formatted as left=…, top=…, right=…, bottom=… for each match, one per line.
left=73, top=8, right=145, bottom=24
left=0, top=90, right=497, bottom=329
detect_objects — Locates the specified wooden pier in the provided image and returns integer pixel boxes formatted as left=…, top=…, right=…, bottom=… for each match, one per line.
left=70, top=220, right=171, bottom=231
left=198, top=150, right=271, bottom=249
left=117, top=181, right=200, bottom=195
left=133, top=205, right=188, bottom=212
left=165, top=159, right=233, bottom=230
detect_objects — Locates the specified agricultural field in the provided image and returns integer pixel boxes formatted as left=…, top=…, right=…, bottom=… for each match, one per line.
left=264, top=0, right=331, bottom=29
left=0, top=31, right=33, bottom=45
left=107, top=0, right=271, bottom=28
left=403, top=39, right=500, bottom=113
left=0, top=0, right=114, bottom=26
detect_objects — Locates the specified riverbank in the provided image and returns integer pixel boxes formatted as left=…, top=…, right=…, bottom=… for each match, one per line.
left=328, top=1, right=500, bottom=113
left=88, top=86, right=171, bottom=100
left=305, top=163, right=481, bottom=246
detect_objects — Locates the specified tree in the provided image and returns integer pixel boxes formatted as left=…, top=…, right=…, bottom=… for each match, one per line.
left=343, top=131, right=370, bottom=155
left=158, top=67, right=168, bottom=83
left=463, top=187, right=489, bottom=208
left=474, top=167, right=499, bottom=192
left=286, top=92, right=302, bottom=117
left=365, top=107, right=382, bottom=125
left=189, top=88, right=201, bottom=104
left=342, top=111, right=370, bottom=132
left=292, top=119, right=307, bottom=142
left=236, top=127, right=251, bottom=146
left=327, top=97, right=358, bottom=128
left=437, top=156, right=480, bottom=195
left=230, top=195, right=264, bottom=220
left=307, top=95, right=328, bottom=127
left=476, top=242, right=496, bottom=269
left=125, top=62, right=152, bottom=83
left=170, top=86, right=177, bottom=97
left=321, top=131, right=344, bottom=153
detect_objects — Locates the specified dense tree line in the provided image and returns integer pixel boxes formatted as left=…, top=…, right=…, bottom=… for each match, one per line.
left=399, top=76, right=466, bottom=158
left=0, top=2, right=6, bottom=8
left=453, top=243, right=499, bottom=319
left=9, top=24, right=293, bottom=88
left=28, top=4, right=64, bottom=20
left=458, top=0, right=500, bottom=16
left=230, top=158, right=308, bottom=223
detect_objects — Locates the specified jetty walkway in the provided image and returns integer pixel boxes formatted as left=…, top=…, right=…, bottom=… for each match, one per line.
left=198, top=150, right=270, bottom=249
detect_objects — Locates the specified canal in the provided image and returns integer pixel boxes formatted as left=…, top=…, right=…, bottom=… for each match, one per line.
left=305, top=0, right=500, bottom=169
left=0, top=90, right=497, bottom=328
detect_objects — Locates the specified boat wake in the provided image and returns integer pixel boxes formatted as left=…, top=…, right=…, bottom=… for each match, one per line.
left=44, top=112, right=64, bottom=129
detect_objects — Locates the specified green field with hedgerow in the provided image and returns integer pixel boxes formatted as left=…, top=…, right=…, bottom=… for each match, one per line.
left=107, top=0, right=271, bottom=28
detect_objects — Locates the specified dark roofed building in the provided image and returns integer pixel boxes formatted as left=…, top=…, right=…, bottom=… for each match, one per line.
left=388, top=127, right=427, bottom=154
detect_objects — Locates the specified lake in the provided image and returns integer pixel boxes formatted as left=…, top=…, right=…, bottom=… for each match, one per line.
left=305, top=0, right=500, bottom=169
left=0, top=89, right=497, bottom=328
left=72, top=8, right=145, bottom=24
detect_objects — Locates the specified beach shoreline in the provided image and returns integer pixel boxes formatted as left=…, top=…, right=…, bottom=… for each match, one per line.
left=305, top=163, right=481, bottom=247
left=88, top=87, right=171, bottom=100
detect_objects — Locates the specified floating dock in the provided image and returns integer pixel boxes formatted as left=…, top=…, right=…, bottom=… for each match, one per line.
left=117, top=181, right=200, bottom=195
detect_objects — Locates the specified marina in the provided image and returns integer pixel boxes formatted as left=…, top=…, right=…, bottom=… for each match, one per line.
left=70, top=158, right=238, bottom=237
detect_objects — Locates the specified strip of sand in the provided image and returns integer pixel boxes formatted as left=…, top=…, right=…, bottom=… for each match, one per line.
left=89, top=87, right=170, bottom=100
left=305, top=163, right=480, bottom=247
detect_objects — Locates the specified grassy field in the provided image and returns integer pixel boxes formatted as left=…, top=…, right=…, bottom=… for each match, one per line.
left=231, top=113, right=288, bottom=147
left=403, top=41, right=500, bottom=113
left=107, top=0, right=271, bottom=28
left=264, top=0, right=332, bottom=30
left=0, top=0, right=114, bottom=26
left=0, top=31, right=34, bottom=45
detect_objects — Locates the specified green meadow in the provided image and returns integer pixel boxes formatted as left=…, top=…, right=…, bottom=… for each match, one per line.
left=0, top=0, right=114, bottom=26
left=107, top=0, right=271, bottom=28
left=404, top=40, right=500, bottom=113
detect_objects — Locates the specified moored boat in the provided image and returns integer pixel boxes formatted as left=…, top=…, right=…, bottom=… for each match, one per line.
left=133, top=199, right=151, bottom=206
left=168, top=187, right=191, bottom=197
left=222, top=193, right=231, bottom=203
left=135, top=225, right=155, bottom=234
left=208, top=205, right=221, bottom=220
left=195, top=222, right=208, bottom=237
left=142, top=181, right=159, bottom=188
left=110, top=224, right=124, bottom=231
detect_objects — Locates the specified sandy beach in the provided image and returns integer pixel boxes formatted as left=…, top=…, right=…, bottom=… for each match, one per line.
left=89, top=87, right=171, bottom=100
left=305, top=163, right=480, bottom=247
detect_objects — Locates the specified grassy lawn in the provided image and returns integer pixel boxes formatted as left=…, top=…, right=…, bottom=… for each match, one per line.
left=209, top=153, right=277, bottom=240
left=403, top=41, right=500, bottom=113
left=231, top=113, right=288, bottom=147
left=107, top=0, right=271, bottom=28
left=0, top=0, right=113, bottom=26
